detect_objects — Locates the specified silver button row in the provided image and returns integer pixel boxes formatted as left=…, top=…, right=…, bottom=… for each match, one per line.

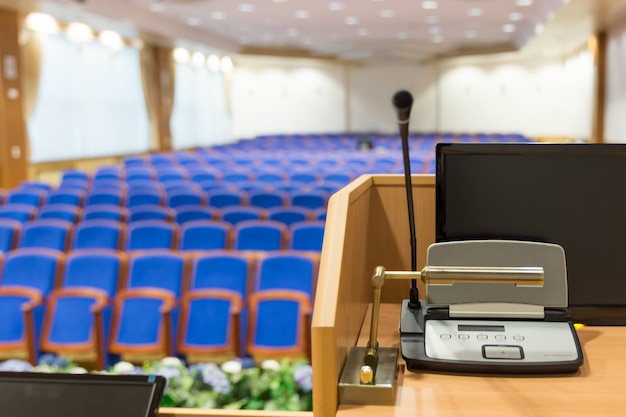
left=439, top=334, right=525, bottom=341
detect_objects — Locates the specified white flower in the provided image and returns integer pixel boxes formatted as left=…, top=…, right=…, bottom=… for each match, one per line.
left=69, top=367, right=88, bottom=374
left=112, top=361, right=135, bottom=374
left=260, top=359, right=280, bottom=371
left=221, top=360, right=242, bottom=374
left=160, top=357, right=183, bottom=368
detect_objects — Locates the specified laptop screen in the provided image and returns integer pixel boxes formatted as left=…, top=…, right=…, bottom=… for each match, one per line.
left=0, top=372, right=165, bottom=417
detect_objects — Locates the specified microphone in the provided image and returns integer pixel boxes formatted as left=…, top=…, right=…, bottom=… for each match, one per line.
left=392, top=90, right=420, bottom=309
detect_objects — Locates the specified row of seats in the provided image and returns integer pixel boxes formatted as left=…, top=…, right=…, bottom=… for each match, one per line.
left=0, top=248, right=317, bottom=368
left=0, top=202, right=326, bottom=224
left=2, top=185, right=333, bottom=211
left=0, top=218, right=326, bottom=253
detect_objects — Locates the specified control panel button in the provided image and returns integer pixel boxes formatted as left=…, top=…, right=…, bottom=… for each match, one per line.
left=483, top=345, right=524, bottom=360
left=513, top=335, right=525, bottom=341
left=495, top=335, right=507, bottom=341
left=458, top=334, right=470, bottom=340
left=477, top=334, right=488, bottom=340
left=440, top=334, right=452, bottom=339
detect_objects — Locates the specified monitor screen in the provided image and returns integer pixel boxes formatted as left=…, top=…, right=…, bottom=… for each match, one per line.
left=0, top=372, right=165, bottom=417
left=436, top=142, right=626, bottom=324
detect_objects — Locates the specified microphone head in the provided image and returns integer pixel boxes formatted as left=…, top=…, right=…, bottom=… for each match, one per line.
left=392, top=90, right=414, bottom=110
left=392, top=90, right=413, bottom=123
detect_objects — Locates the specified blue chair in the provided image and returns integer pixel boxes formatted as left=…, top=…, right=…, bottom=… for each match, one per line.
left=93, top=165, right=123, bottom=182
left=123, top=156, right=148, bottom=168
left=72, top=219, right=125, bottom=250
left=233, top=220, right=286, bottom=251
left=126, top=220, right=177, bottom=250
left=0, top=287, right=45, bottom=364
left=256, top=171, right=285, bottom=184
left=222, top=171, right=253, bottom=184
left=108, top=288, right=177, bottom=360
left=38, top=204, right=82, bottom=223
left=126, top=187, right=164, bottom=208
left=162, top=180, right=200, bottom=194
left=288, top=171, right=319, bottom=185
left=128, top=205, right=174, bottom=223
left=174, top=205, right=217, bottom=224
left=248, top=190, right=287, bottom=209
left=253, top=251, right=318, bottom=299
left=247, top=290, right=311, bottom=360
left=61, top=169, right=90, bottom=184
left=19, top=219, right=73, bottom=251
left=166, top=189, right=206, bottom=208
left=82, top=204, right=128, bottom=222
left=188, top=251, right=252, bottom=296
left=6, top=188, right=46, bottom=208
left=0, top=219, right=20, bottom=253
left=40, top=287, right=110, bottom=369
left=125, top=166, right=156, bottom=182
left=207, top=190, right=246, bottom=208
left=0, top=204, right=37, bottom=223
left=0, top=248, right=64, bottom=296
left=188, top=167, right=220, bottom=183
left=86, top=187, right=125, bottom=206
left=157, top=166, right=188, bottom=183
left=178, top=220, right=231, bottom=251
left=125, top=250, right=187, bottom=299
left=61, top=249, right=125, bottom=297
left=220, top=206, right=264, bottom=225
left=46, top=188, right=86, bottom=207
left=177, top=289, right=244, bottom=362
left=267, top=206, right=311, bottom=227
left=289, top=221, right=325, bottom=252
left=289, top=190, right=327, bottom=210
left=323, top=172, right=353, bottom=185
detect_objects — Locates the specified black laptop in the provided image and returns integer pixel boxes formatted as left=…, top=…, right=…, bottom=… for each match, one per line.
left=0, top=371, right=166, bottom=417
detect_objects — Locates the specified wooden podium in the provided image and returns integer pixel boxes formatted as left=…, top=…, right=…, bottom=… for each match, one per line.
left=311, top=174, right=626, bottom=417
left=311, top=174, right=436, bottom=417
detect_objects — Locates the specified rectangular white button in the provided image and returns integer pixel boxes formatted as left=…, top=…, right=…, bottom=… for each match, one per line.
left=483, top=345, right=523, bottom=360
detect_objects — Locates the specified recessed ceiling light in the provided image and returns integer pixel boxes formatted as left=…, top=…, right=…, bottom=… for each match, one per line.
left=207, top=55, right=221, bottom=72
left=467, top=8, right=482, bottom=17
left=345, top=16, right=359, bottom=25
left=24, top=12, right=59, bottom=34
left=273, top=0, right=287, bottom=3
left=329, top=2, right=345, bottom=11
left=238, top=3, right=255, bottom=12
left=502, top=23, right=516, bottom=33
left=295, top=10, right=310, bottom=19
left=66, top=22, right=94, bottom=43
left=173, top=47, right=190, bottom=64
left=429, top=26, right=442, bottom=35
left=516, top=0, right=533, bottom=6
left=509, top=12, right=523, bottom=21
left=186, top=17, right=202, bottom=26
left=380, top=9, right=395, bottom=18
left=149, top=3, right=165, bottom=13
left=211, top=11, right=226, bottom=20
left=426, top=16, right=439, bottom=24
left=422, top=1, right=438, bottom=10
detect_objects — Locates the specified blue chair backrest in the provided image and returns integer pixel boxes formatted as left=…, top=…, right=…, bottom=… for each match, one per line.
left=174, top=205, right=217, bottom=224
left=126, top=220, right=177, bottom=250
left=233, top=220, right=284, bottom=251
left=19, top=219, right=72, bottom=251
left=289, top=221, right=325, bottom=252
left=72, top=219, right=124, bottom=250
left=189, top=253, right=249, bottom=298
left=0, top=219, right=20, bottom=252
left=255, top=253, right=316, bottom=298
left=1, top=248, right=62, bottom=295
left=179, top=220, right=230, bottom=251
left=220, top=206, right=263, bottom=225
left=63, top=250, right=123, bottom=297
left=126, top=251, right=185, bottom=298
left=267, top=207, right=310, bottom=226
left=0, top=204, right=36, bottom=223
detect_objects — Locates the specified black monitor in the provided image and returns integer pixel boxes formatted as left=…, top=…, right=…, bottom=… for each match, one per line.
left=0, top=371, right=165, bottom=417
left=436, top=142, right=626, bottom=325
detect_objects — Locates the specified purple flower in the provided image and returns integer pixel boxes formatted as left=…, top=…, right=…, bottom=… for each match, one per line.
left=189, top=363, right=231, bottom=395
left=37, top=353, right=69, bottom=368
left=293, top=364, right=312, bottom=392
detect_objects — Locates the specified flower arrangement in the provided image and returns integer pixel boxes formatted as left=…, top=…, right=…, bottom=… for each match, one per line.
left=0, top=355, right=313, bottom=411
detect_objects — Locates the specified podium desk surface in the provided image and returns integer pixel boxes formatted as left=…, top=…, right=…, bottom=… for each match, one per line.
left=337, top=303, right=626, bottom=417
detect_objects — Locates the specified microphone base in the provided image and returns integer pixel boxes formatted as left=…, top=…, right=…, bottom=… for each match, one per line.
left=338, top=347, right=399, bottom=406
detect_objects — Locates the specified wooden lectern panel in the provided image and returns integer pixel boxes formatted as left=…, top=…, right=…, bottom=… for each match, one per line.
left=311, top=174, right=436, bottom=417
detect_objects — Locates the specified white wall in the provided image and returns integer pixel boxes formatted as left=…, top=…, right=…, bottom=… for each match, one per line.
left=232, top=50, right=595, bottom=140
left=231, top=57, right=348, bottom=139
left=437, top=52, right=595, bottom=138
left=605, top=18, right=626, bottom=143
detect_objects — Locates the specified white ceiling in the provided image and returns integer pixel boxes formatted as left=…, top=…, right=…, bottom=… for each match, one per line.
left=3, top=0, right=626, bottom=62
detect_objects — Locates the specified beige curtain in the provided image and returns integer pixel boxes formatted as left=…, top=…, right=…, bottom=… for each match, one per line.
left=139, top=44, right=160, bottom=151
left=159, top=46, right=176, bottom=151
left=20, top=29, right=45, bottom=162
